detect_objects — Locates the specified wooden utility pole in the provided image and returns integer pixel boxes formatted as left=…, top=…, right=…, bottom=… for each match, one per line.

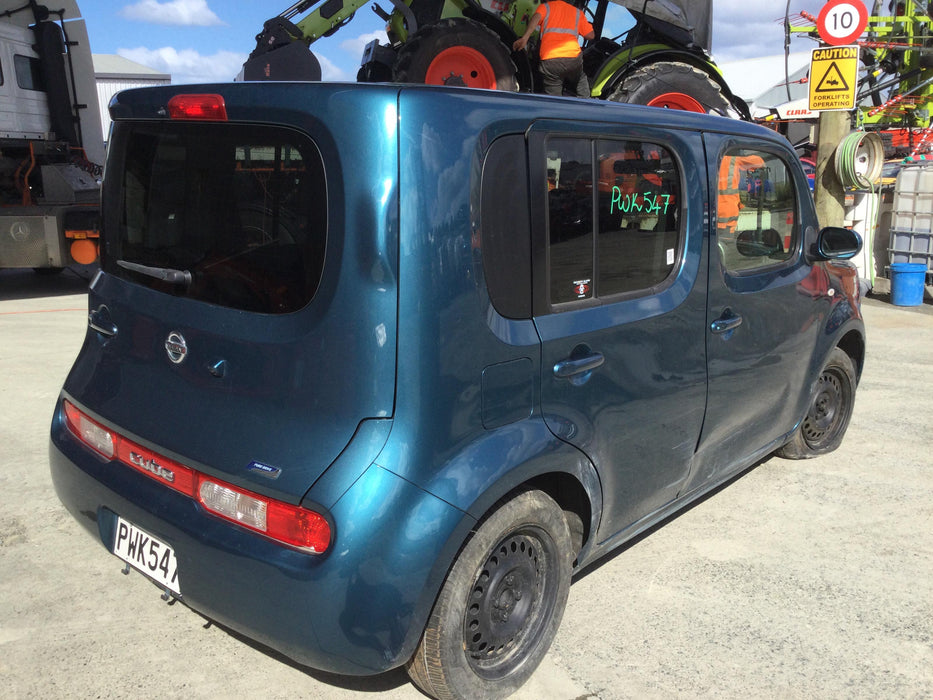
left=808, top=0, right=869, bottom=228
left=814, top=110, right=849, bottom=228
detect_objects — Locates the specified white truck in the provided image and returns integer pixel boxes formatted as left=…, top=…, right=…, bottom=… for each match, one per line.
left=1, top=0, right=103, bottom=271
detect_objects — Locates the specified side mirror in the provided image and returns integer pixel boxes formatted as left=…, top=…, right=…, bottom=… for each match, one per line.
left=815, top=226, right=862, bottom=260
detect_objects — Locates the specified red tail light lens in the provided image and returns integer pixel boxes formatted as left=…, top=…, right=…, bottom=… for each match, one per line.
left=62, top=400, right=330, bottom=553
left=199, top=480, right=331, bottom=553
left=63, top=401, right=114, bottom=458
left=167, top=94, right=228, bottom=121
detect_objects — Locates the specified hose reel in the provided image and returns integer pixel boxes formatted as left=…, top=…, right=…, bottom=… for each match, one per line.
left=834, top=131, right=884, bottom=189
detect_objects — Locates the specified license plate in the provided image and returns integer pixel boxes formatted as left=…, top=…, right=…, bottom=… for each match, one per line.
left=113, top=517, right=180, bottom=595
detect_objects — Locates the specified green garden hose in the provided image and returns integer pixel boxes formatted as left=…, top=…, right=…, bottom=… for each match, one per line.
left=835, top=130, right=883, bottom=188
left=834, top=131, right=884, bottom=287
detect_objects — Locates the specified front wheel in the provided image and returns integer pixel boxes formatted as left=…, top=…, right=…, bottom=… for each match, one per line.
left=406, top=489, right=573, bottom=699
left=778, top=348, right=857, bottom=459
left=393, top=18, right=519, bottom=91
left=608, top=61, right=731, bottom=114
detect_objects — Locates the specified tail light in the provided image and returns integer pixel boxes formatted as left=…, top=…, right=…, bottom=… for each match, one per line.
left=199, top=480, right=331, bottom=553
left=62, top=401, right=331, bottom=553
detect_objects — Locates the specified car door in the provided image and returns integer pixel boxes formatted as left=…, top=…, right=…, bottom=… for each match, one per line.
left=529, top=123, right=709, bottom=542
left=687, top=133, right=826, bottom=491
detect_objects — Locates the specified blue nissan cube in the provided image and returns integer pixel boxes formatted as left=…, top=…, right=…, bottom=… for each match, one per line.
left=50, top=83, right=864, bottom=699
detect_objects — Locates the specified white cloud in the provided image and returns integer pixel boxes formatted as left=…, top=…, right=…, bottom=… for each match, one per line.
left=339, top=30, right=389, bottom=58
left=119, top=0, right=224, bottom=27
left=317, top=53, right=350, bottom=82
left=118, top=47, right=246, bottom=84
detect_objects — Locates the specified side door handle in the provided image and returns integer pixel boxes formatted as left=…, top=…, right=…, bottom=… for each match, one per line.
left=710, top=309, right=743, bottom=335
left=553, top=350, right=605, bottom=379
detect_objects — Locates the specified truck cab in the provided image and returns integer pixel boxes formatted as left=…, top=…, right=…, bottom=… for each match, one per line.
left=0, top=0, right=104, bottom=270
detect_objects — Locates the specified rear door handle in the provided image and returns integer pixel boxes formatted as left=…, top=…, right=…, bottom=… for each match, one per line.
left=553, top=352, right=605, bottom=379
left=710, top=310, right=743, bottom=335
left=88, top=305, right=117, bottom=337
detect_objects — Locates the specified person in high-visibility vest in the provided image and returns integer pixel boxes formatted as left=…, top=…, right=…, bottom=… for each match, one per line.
left=513, top=0, right=595, bottom=98
left=717, top=153, right=764, bottom=234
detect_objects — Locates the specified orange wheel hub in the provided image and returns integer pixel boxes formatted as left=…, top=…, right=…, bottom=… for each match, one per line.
left=425, top=46, right=497, bottom=89
left=647, top=92, right=706, bottom=113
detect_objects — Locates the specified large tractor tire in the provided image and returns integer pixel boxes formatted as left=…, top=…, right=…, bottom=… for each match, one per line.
left=608, top=61, right=731, bottom=114
left=393, top=18, right=519, bottom=91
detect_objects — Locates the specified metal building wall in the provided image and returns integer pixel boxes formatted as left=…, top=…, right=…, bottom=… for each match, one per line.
left=97, top=77, right=170, bottom=146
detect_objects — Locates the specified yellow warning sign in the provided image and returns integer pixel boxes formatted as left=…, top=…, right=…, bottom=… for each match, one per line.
left=809, top=45, right=860, bottom=111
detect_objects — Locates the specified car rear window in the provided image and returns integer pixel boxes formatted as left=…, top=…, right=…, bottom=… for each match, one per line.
left=102, top=121, right=327, bottom=314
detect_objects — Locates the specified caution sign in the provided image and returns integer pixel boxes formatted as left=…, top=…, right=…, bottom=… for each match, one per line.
left=809, top=45, right=860, bottom=111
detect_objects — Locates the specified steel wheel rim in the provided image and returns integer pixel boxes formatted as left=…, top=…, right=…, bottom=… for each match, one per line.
left=646, top=92, right=706, bottom=112
left=802, top=368, right=848, bottom=447
left=425, top=46, right=497, bottom=88
left=463, top=527, right=557, bottom=679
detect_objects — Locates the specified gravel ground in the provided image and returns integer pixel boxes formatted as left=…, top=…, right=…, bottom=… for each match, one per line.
left=1, top=267, right=930, bottom=699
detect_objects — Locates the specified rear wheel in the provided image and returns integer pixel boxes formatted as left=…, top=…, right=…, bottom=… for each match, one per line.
left=778, top=348, right=857, bottom=459
left=393, top=18, right=519, bottom=91
left=406, top=489, right=573, bottom=700
left=608, top=61, right=730, bottom=114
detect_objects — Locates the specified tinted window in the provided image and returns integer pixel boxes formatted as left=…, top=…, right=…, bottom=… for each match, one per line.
left=481, top=135, right=532, bottom=319
left=548, top=138, right=594, bottom=304
left=717, top=149, right=798, bottom=273
left=14, top=54, right=42, bottom=91
left=103, top=121, right=326, bottom=314
left=597, top=140, right=680, bottom=296
left=547, top=137, right=682, bottom=306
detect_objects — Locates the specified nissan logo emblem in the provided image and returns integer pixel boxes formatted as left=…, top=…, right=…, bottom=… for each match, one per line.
left=165, top=331, right=188, bottom=364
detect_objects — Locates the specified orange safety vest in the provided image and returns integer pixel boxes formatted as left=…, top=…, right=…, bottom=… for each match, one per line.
left=536, top=1, right=592, bottom=60
left=717, top=154, right=764, bottom=232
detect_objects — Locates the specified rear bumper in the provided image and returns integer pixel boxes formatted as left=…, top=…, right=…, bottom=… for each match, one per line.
left=49, top=406, right=468, bottom=676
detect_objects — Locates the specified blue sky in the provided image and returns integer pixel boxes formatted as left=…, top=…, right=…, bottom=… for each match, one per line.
left=74, top=0, right=825, bottom=85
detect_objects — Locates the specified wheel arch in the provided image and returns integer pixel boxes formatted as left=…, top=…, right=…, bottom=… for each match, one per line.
left=836, top=327, right=866, bottom=383
left=386, top=424, right=603, bottom=669
left=398, top=466, right=597, bottom=663
left=524, top=471, right=592, bottom=559
left=457, top=444, right=602, bottom=568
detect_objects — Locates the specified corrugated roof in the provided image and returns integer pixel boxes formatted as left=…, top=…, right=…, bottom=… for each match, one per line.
left=92, top=54, right=171, bottom=81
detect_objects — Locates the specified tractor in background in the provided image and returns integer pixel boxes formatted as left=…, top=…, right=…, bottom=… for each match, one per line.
left=791, top=0, right=933, bottom=157
left=243, top=0, right=751, bottom=118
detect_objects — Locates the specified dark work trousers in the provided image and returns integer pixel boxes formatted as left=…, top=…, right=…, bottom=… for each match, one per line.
left=540, top=55, right=590, bottom=98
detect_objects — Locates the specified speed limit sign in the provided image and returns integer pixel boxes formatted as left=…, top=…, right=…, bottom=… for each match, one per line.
left=817, top=0, right=869, bottom=46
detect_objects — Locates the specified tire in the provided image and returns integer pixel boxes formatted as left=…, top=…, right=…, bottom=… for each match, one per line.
left=778, top=348, right=857, bottom=459
left=357, top=61, right=392, bottom=83
left=608, top=61, right=731, bottom=114
left=393, top=18, right=519, bottom=91
left=406, top=489, right=573, bottom=700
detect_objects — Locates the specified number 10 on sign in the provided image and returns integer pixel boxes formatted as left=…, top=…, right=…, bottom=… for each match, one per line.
left=817, top=0, right=869, bottom=46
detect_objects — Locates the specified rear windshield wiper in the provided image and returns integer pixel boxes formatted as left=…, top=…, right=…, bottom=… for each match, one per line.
left=117, top=260, right=192, bottom=286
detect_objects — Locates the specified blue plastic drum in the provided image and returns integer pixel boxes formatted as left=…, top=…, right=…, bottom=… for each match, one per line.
left=890, top=262, right=928, bottom=306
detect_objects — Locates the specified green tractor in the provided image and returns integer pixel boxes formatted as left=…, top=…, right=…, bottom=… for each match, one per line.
left=244, top=0, right=751, bottom=118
